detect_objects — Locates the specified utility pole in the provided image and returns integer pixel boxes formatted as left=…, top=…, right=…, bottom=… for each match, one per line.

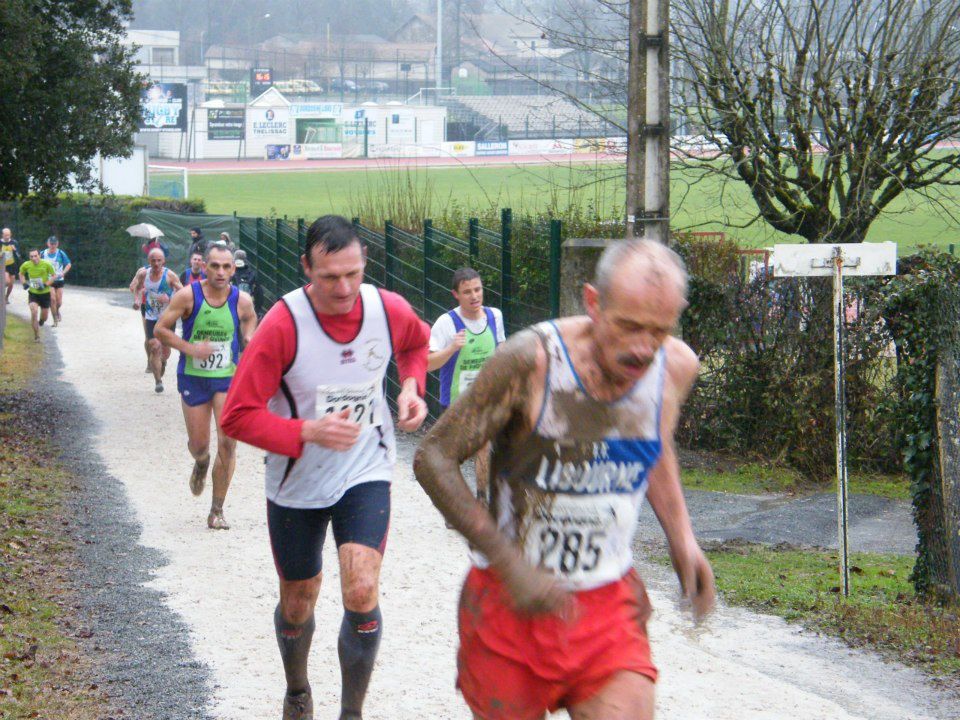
left=436, top=0, right=443, bottom=94
left=626, top=0, right=670, bottom=243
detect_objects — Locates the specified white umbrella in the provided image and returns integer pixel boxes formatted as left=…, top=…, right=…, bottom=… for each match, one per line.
left=125, top=223, right=164, bottom=240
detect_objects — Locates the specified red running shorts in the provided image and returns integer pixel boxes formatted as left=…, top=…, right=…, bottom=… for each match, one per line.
left=457, top=566, right=657, bottom=720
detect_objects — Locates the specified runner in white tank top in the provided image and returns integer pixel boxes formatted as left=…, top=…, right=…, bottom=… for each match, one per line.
left=414, top=239, right=715, bottom=720
left=221, top=215, right=429, bottom=720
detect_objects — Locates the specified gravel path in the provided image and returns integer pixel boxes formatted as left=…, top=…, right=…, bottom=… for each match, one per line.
left=13, top=286, right=957, bottom=720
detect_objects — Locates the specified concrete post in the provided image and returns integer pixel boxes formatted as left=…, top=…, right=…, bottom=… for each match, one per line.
left=559, top=238, right=608, bottom=316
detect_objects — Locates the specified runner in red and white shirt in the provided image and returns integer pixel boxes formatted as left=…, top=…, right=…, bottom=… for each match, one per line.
left=222, top=215, right=429, bottom=720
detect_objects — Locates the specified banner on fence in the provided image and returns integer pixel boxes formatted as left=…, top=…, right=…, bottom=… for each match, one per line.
left=292, top=143, right=343, bottom=159
left=139, top=83, right=187, bottom=132
left=475, top=140, right=509, bottom=157
left=367, top=143, right=443, bottom=159
left=266, top=144, right=291, bottom=160
left=507, top=138, right=575, bottom=156
left=207, top=109, right=244, bottom=141
left=441, top=141, right=475, bottom=157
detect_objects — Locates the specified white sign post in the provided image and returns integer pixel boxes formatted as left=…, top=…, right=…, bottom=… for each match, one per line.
left=772, top=242, right=897, bottom=596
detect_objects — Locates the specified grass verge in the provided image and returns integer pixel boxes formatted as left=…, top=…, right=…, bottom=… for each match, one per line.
left=681, top=462, right=911, bottom=500
left=0, top=316, right=110, bottom=718
left=689, top=542, right=960, bottom=681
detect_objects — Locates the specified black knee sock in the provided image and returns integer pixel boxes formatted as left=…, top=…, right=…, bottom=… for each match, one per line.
left=274, top=604, right=315, bottom=695
left=338, top=606, right=382, bottom=720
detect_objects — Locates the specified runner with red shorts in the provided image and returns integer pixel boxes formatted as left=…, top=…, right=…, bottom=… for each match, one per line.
left=414, top=238, right=715, bottom=720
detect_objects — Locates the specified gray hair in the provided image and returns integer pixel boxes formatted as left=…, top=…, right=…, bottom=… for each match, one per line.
left=593, top=239, right=688, bottom=302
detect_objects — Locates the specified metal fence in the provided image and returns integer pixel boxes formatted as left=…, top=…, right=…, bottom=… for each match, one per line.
left=237, top=209, right=562, bottom=416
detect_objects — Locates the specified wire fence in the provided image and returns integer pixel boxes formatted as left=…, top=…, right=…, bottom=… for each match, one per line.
left=236, top=210, right=562, bottom=417
left=0, top=199, right=561, bottom=419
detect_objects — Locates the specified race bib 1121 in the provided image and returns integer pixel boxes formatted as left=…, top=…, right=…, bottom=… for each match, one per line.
left=315, top=380, right=382, bottom=428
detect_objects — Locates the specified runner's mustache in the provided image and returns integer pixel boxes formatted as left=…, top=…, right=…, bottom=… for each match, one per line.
left=618, top=353, right=652, bottom=369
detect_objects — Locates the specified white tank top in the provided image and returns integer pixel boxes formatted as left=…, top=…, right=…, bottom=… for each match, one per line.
left=478, top=320, right=665, bottom=591
left=143, top=269, right=172, bottom=321
left=264, top=284, right=395, bottom=508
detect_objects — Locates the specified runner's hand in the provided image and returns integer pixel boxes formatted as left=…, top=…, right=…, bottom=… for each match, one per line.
left=157, top=292, right=170, bottom=304
left=452, top=330, right=467, bottom=350
left=132, top=302, right=141, bottom=311
left=678, top=545, right=715, bottom=622
left=501, top=556, right=573, bottom=617
left=301, top=408, right=361, bottom=451
left=396, top=387, right=427, bottom=432
left=186, top=340, right=216, bottom=359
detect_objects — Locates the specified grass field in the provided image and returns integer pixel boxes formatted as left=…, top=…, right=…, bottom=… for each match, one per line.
left=190, top=160, right=960, bottom=251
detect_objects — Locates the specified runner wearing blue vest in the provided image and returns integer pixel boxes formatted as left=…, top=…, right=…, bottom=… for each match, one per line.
left=155, top=243, right=258, bottom=529
left=427, top=268, right=505, bottom=500
left=41, top=236, right=71, bottom=325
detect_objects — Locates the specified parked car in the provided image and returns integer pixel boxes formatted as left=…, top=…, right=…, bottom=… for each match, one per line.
left=367, top=81, right=390, bottom=93
left=330, top=78, right=358, bottom=92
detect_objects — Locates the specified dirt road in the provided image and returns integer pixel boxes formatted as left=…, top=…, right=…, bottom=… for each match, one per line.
left=13, top=286, right=956, bottom=719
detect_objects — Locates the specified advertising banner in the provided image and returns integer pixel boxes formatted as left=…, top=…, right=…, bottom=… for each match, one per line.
left=247, top=107, right=290, bottom=140
left=251, top=67, right=274, bottom=96
left=207, top=109, right=244, bottom=141
left=291, top=102, right=343, bottom=118
left=265, top=144, right=291, bottom=160
left=441, top=141, right=475, bottom=158
left=507, top=138, right=575, bottom=156
left=139, top=83, right=187, bottom=132
left=475, top=140, right=509, bottom=157
left=367, top=143, right=443, bottom=159
left=292, top=143, right=343, bottom=160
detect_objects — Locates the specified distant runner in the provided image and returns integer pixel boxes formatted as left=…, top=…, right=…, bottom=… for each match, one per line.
left=427, top=267, right=504, bottom=501
left=180, top=251, right=206, bottom=286
left=2, top=228, right=20, bottom=305
left=18, top=249, right=57, bottom=341
left=129, top=248, right=182, bottom=393
left=41, top=236, right=71, bottom=325
left=155, top=243, right=257, bottom=529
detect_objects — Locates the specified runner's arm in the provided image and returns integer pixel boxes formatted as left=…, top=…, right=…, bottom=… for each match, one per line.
left=129, top=268, right=145, bottom=300
left=645, top=338, right=715, bottom=620
left=426, top=339, right=461, bottom=371
left=221, top=302, right=307, bottom=457
left=380, top=289, right=430, bottom=430
left=380, top=289, right=430, bottom=397
left=414, top=331, right=567, bottom=612
left=426, top=314, right=459, bottom=371
left=167, top=270, right=183, bottom=293
left=237, top=291, right=258, bottom=346
left=153, top=286, right=203, bottom=355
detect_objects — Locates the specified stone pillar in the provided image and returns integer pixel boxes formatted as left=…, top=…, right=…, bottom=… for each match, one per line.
left=560, top=238, right=608, bottom=316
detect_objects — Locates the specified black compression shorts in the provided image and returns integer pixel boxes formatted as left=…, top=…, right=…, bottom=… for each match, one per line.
left=267, top=481, right=391, bottom=581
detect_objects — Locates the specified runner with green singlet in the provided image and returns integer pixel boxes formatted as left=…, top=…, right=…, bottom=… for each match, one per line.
left=427, top=267, right=505, bottom=501
left=18, top=249, right=56, bottom=341
left=154, top=243, right=258, bottom=530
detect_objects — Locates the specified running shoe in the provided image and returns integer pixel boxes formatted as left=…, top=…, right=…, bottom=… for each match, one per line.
left=282, top=688, right=313, bottom=720
left=155, top=381, right=164, bottom=393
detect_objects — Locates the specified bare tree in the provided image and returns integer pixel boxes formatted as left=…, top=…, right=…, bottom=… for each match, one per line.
left=673, top=0, right=960, bottom=243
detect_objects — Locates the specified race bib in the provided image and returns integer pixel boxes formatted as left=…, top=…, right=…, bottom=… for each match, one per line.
left=28, top=277, right=44, bottom=290
left=146, top=291, right=164, bottom=313
left=458, top=370, right=480, bottom=395
left=523, top=495, right=632, bottom=587
left=315, top=380, right=382, bottom=428
left=3, top=251, right=11, bottom=263
left=192, top=341, right=232, bottom=371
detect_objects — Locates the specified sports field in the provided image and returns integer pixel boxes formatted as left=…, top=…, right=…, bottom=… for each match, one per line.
left=190, top=161, right=960, bottom=251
